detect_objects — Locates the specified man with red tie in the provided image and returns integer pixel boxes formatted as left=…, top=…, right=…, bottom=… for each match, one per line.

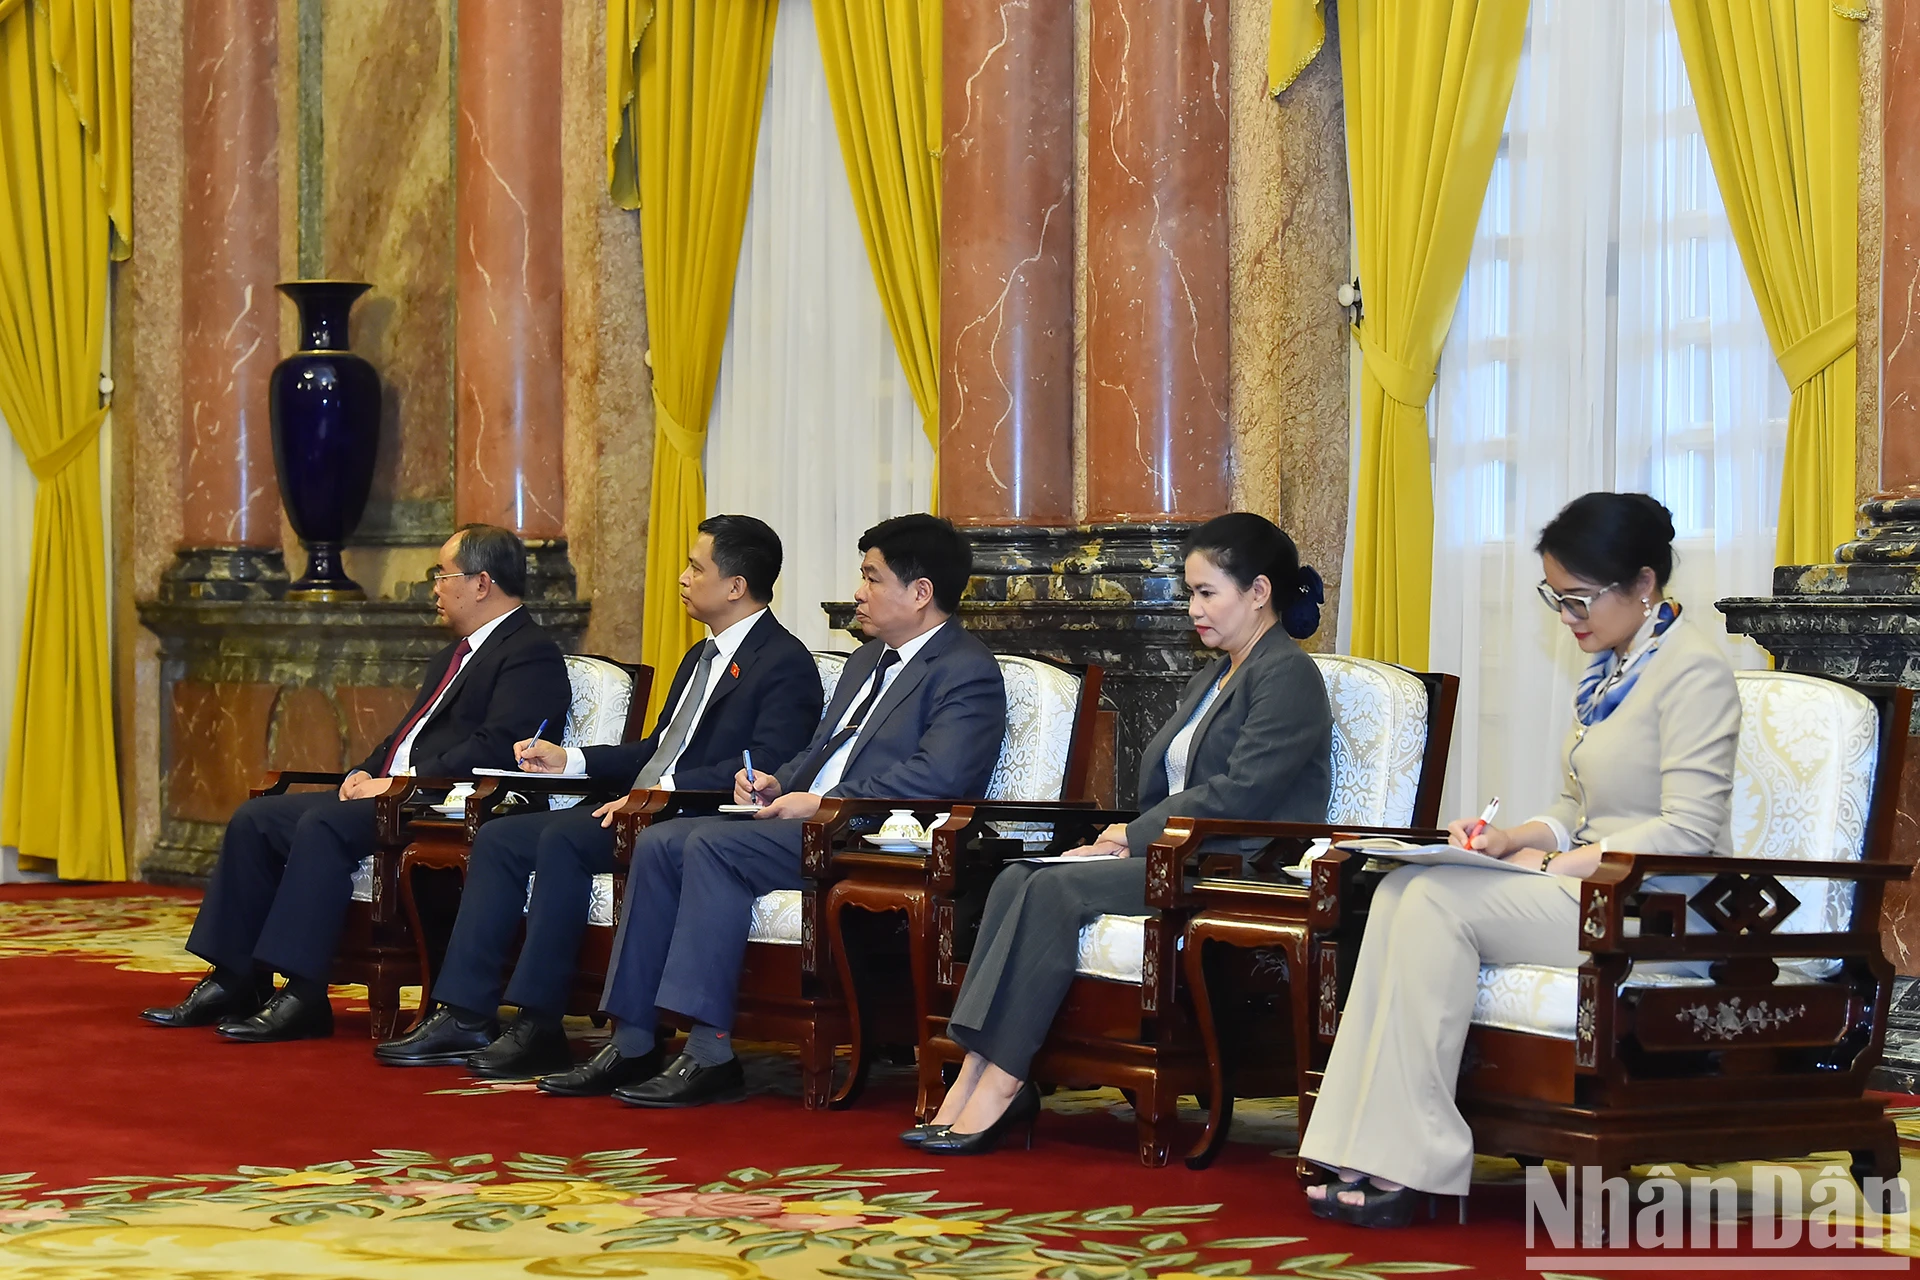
left=141, top=524, right=570, bottom=1043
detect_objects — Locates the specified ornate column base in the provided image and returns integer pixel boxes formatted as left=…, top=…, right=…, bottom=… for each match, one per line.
left=136, top=596, right=590, bottom=882
left=158, top=547, right=291, bottom=603
left=826, top=524, right=1209, bottom=806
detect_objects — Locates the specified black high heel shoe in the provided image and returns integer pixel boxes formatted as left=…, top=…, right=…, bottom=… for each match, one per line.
left=898, top=1122, right=951, bottom=1147
left=918, top=1082, right=1040, bottom=1155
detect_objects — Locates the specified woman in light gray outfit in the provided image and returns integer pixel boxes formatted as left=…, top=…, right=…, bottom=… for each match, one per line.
left=910, top=513, right=1335, bottom=1156
left=1300, top=493, right=1740, bottom=1226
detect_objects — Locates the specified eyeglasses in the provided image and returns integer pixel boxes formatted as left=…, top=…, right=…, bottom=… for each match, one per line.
left=428, top=569, right=476, bottom=584
left=1535, top=580, right=1618, bottom=621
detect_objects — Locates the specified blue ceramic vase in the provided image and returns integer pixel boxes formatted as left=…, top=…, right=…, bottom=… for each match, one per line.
left=269, top=280, right=381, bottom=601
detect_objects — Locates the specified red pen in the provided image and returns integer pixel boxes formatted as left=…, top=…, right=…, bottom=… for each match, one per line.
left=1463, top=796, right=1500, bottom=849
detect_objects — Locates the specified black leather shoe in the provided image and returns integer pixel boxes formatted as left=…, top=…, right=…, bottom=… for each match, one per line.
left=898, top=1122, right=951, bottom=1147
left=141, top=975, right=265, bottom=1028
left=920, top=1082, right=1040, bottom=1155
left=467, top=1017, right=573, bottom=1079
left=536, top=1044, right=663, bottom=1097
left=214, top=989, right=334, bottom=1043
left=374, top=1007, right=498, bottom=1067
left=613, top=1053, right=746, bottom=1108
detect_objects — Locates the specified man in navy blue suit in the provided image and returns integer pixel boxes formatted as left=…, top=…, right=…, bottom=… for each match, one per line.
left=536, top=514, right=1007, bottom=1107
left=375, top=515, right=822, bottom=1076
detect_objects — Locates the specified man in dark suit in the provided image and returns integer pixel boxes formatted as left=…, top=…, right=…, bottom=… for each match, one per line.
left=536, top=514, right=1007, bottom=1106
left=374, top=515, right=822, bottom=1076
left=141, top=524, right=571, bottom=1042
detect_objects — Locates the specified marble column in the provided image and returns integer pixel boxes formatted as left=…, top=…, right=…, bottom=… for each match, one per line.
left=938, top=0, right=1075, bottom=526
left=1883, top=0, right=1920, bottom=490
left=162, top=0, right=287, bottom=601
left=454, top=0, right=571, bottom=592
left=1083, top=0, right=1232, bottom=524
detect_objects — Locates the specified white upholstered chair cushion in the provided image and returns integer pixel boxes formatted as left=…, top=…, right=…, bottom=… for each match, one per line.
left=986, top=656, right=1083, bottom=803
left=814, top=651, right=848, bottom=702
left=1469, top=670, right=1880, bottom=1033
left=1077, top=913, right=1151, bottom=982
left=1310, top=654, right=1430, bottom=828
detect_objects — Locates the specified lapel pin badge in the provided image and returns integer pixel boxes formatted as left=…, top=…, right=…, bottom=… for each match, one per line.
left=730, top=662, right=740, bottom=679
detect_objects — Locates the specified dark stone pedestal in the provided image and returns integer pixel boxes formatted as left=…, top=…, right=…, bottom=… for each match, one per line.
left=136, top=597, right=589, bottom=884
left=1721, top=558, right=1920, bottom=1092
left=826, top=524, right=1210, bottom=806
left=159, top=547, right=292, bottom=603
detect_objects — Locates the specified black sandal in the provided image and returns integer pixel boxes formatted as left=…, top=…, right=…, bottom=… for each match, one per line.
left=1306, top=1177, right=1365, bottom=1220
left=1330, top=1180, right=1433, bottom=1228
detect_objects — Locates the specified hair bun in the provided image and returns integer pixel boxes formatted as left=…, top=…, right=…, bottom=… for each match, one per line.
left=1281, top=563, right=1324, bottom=639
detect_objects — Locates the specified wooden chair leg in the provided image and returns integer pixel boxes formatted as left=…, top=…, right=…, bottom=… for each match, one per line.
left=799, top=1030, right=834, bottom=1111
left=825, top=889, right=870, bottom=1110
left=1853, top=1124, right=1907, bottom=1214
left=1183, top=931, right=1234, bottom=1170
left=1134, top=1080, right=1175, bottom=1168
left=366, top=975, right=403, bottom=1040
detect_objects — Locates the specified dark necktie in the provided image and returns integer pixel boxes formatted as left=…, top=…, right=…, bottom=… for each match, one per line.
left=785, top=648, right=901, bottom=793
left=382, top=636, right=471, bottom=775
left=633, top=639, right=719, bottom=788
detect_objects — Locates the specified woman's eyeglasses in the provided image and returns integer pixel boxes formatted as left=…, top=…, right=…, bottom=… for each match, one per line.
left=1535, top=580, right=1617, bottom=621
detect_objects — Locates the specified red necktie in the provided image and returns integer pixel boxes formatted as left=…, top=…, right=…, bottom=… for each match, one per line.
left=381, top=637, right=471, bottom=775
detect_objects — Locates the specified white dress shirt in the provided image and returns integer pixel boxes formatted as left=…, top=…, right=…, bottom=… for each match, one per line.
left=807, top=623, right=942, bottom=796
left=563, top=608, right=768, bottom=786
left=389, top=606, right=522, bottom=776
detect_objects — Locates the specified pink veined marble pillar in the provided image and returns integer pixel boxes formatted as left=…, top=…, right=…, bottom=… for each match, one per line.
left=454, top=0, right=565, bottom=537
left=937, top=0, right=1076, bottom=527
left=1084, top=0, right=1231, bottom=524
left=1883, top=1, right=1920, bottom=490
left=179, top=0, right=280, bottom=549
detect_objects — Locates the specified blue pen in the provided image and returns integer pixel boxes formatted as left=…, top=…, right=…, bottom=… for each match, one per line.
left=743, top=749, right=757, bottom=791
left=520, top=719, right=548, bottom=769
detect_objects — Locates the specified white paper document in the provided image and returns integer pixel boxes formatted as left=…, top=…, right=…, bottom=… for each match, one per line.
left=473, top=767, right=591, bottom=779
left=1334, top=837, right=1546, bottom=875
left=1012, top=853, right=1122, bottom=864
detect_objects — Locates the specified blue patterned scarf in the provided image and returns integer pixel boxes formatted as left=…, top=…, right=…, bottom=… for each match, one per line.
left=1573, top=600, right=1682, bottom=727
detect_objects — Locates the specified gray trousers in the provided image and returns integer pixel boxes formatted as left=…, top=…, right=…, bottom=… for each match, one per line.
left=948, top=857, right=1149, bottom=1079
left=1297, top=864, right=1582, bottom=1195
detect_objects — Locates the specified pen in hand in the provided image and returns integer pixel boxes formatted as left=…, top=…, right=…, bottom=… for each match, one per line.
left=517, top=719, right=549, bottom=770
left=743, top=750, right=762, bottom=807
left=1462, top=796, right=1500, bottom=850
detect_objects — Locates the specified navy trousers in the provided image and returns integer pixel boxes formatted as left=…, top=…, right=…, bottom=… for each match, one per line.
left=599, top=814, right=805, bottom=1032
left=185, top=789, right=379, bottom=984
left=430, top=807, right=618, bottom=1019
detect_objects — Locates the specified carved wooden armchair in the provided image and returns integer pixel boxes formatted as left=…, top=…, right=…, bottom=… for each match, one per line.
left=1447, top=672, right=1912, bottom=1202
left=335, top=654, right=651, bottom=1035
left=913, top=657, right=1458, bottom=1166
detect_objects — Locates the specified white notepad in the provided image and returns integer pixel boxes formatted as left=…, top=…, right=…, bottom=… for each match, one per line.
left=1334, top=837, right=1547, bottom=875
left=473, top=767, right=591, bottom=779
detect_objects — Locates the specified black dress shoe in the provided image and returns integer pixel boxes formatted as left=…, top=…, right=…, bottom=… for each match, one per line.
left=536, top=1043, right=664, bottom=1097
left=141, top=975, right=265, bottom=1028
left=374, top=1007, right=498, bottom=1067
left=898, top=1122, right=951, bottom=1147
left=467, top=1017, right=574, bottom=1079
left=214, top=989, right=334, bottom=1043
left=920, top=1082, right=1041, bottom=1155
left=613, top=1053, right=746, bottom=1109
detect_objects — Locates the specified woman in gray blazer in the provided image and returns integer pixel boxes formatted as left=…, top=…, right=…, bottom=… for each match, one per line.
left=910, top=513, right=1335, bottom=1155
left=1300, top=493, right=1740, bottom=1226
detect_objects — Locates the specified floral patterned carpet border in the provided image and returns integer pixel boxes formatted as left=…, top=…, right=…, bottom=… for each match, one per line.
left=4, top=886, right=1918, bottom=1280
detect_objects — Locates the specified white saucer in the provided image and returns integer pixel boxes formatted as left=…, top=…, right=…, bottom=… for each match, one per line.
left=864, top=834, right=931, bottom=852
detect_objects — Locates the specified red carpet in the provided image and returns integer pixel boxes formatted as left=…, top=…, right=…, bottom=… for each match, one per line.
left=0, top=885, right=1912, bottom=1278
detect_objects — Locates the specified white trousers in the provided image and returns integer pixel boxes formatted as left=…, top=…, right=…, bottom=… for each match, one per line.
left=1296, top=864, right=1583, bottom=1195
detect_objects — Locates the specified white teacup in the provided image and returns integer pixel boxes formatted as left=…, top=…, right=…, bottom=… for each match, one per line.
left=441, top=781, right=476, bottom=812
left=880, top=809, right=926, bottom=842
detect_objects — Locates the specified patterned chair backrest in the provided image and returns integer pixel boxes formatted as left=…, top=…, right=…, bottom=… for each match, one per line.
left=553, top=656, right=638, bottom=812
left=813, top=651, right=848, bottom=703
left=1728, top=671, right=1879, bottom=972
left=986, top=656, right=1083, bottom=802
left=1310, top=654, right=1431, bottom=828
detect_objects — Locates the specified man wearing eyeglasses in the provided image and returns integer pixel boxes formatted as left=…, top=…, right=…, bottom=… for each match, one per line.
left=141, top=523, right=571, bottom=1043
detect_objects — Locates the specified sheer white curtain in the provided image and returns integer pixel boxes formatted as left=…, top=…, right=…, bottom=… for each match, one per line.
left=1428, top=0, right=1788, bottom=824
left=705, top=0, right=934, bottom=653
left=0, top=424, right=35, bottom=879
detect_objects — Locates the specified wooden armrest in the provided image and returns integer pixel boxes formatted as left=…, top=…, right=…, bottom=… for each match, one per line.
left=604, top=789, right=733, bottom=865
left=1595, top=850, right=1913, bottom=882
left=252, top=770, right=348, bottom=797
left=1143, top=821, right=1450, bottom=909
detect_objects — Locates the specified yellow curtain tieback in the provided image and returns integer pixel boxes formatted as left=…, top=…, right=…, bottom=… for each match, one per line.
left=1776, top=307, right=1856, bottom=391
left=1354, top=325, right=1437, bottom=408
left=652, top=392, right=705, bottom=460
left=25, top=405, right=108, bottom=482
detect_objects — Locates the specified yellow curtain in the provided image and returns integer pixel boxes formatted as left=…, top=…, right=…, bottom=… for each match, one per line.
left=614, top=0, right=778, bottom=723
left=1268, top=0, right=1327, bottom=94
left=1341, top=0, right=1527, bottom=668
left=813, top=0, right=942, bottom=449
left=1671, top=2, right=1859, bottom=566
left=0, top=0, right=130, bottom=880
